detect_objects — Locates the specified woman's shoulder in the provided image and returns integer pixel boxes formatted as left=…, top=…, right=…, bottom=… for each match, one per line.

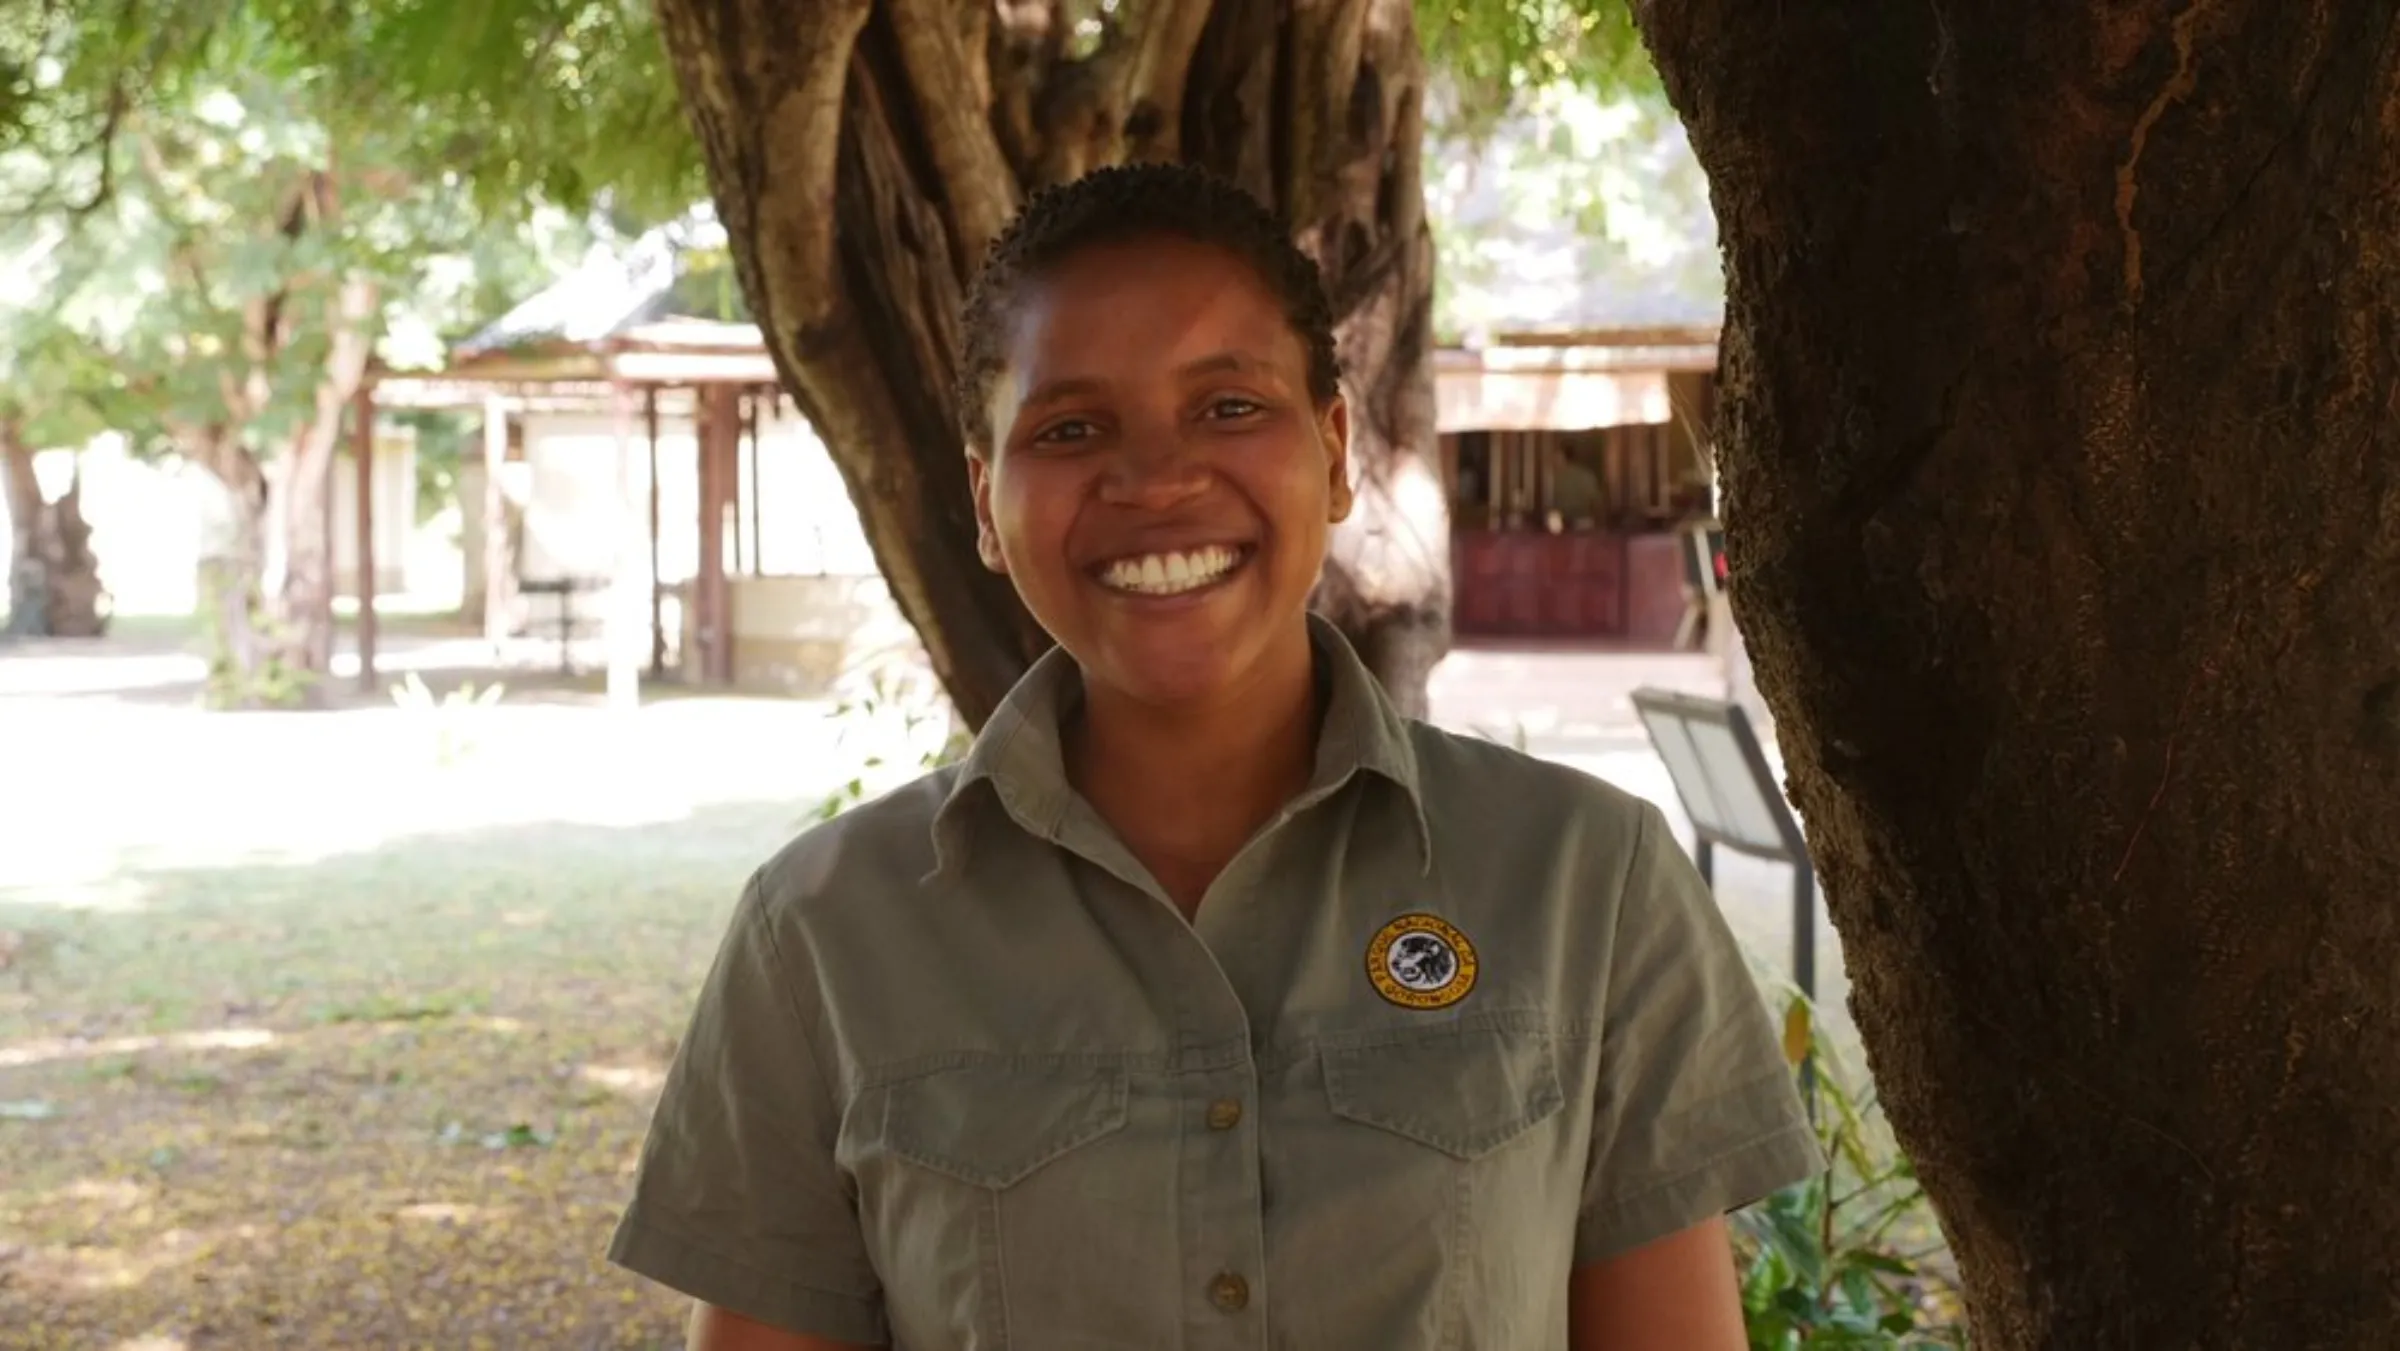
left=1405, top=720, right=1660, bottom=841
left=747, top=763, right=968, bottom=924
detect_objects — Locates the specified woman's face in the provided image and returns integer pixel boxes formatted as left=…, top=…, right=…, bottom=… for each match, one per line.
left=970, top=234, right=1352, bottom=711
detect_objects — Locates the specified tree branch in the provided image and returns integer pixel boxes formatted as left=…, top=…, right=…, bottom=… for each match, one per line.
left=1279, top=0, right=1373, bottom=225
left=986, top=0, right=1071, bottom=182
left=883, top=0, right=1021, bottom=262
left=657, top=0, right=871, bottom=332
left=1114, top=0, right=1217, bottom=161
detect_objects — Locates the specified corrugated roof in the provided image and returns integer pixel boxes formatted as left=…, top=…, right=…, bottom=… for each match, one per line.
left=453, top=212, right=744, bottom=358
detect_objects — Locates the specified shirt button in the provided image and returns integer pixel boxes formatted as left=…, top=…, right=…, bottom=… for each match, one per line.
left=1209, top=1272, right=1250, bottom=1312
left=1206, top=1098, right=1243, bottom=1130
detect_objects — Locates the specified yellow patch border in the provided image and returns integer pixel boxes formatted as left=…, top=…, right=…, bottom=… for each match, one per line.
left=1365, top=912, right=1479, bottom=1010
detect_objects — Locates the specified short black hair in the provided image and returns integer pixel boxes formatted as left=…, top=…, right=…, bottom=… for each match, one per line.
left=953, top=161, right=1343, bottom=449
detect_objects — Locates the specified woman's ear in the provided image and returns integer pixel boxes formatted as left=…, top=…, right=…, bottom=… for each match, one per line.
left=1322, top=396, right=1355, bottom=525
left=968, top=452, right=1008, bottom=573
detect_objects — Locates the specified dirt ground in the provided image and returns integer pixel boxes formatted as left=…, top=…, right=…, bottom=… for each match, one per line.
left=0, top=619, right=1853, bottom=1349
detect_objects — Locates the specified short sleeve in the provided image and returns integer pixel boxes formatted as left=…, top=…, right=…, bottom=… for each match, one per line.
left=1573, top=803, right=1825, bottom=1264
left=608, top=870, right=888, bottom=1344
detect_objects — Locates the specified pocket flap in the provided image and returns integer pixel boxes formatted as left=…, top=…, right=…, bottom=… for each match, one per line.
left=880, top=1061, right=1130, bottom=1189
left=1322, top=1024, right=1565, bottom=1160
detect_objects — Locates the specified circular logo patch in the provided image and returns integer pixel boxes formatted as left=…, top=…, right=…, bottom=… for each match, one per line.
left=1366, top=913, right=1478, bottom=1010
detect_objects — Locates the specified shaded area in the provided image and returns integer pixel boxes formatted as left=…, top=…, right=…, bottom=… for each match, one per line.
left=0, top=806, right=799, bottom=1350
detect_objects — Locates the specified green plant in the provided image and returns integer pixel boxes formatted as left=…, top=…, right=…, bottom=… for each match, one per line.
left=1736, top=998, right=1966, bottom=1349
left=808, top=664, right=969, bottom=823
left=390, top=670, right=506, bottom=765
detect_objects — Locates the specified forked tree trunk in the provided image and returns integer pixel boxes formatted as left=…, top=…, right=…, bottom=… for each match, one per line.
left=1639, top=2, right=2400, bottom=1344
left=655, top=0, right=1448, bottom=727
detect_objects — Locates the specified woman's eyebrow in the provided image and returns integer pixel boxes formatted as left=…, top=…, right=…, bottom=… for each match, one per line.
left=1018, top=374, right=1107, bottom=412
left=1021, top=351, right=1280, bottom=411
left=1176, top=351, right=1284, bottom=384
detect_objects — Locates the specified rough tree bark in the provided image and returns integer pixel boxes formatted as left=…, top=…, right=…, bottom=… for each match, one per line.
left=654, top=0, right=1449, bottom=727
left=2, top=421, right=106, bottom=638
left=1639, top=2, right=2399, bottom=1345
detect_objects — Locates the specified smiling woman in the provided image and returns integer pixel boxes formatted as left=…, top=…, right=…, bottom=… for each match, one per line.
left=608, top=163, right=1820, bottom=1351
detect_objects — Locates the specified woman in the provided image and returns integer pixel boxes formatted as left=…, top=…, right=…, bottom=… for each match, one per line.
left=610, top=163, right=1820, bottom=1351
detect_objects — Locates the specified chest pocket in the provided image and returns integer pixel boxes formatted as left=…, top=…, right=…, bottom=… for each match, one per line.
left=1266, top=1017, right=1573, bottom=1349
left=1321, top=1020, right=1566, bottom=1158
left=880, top=1061, right=1128, bottom=1186
left=849, top=1058, right=1170, bottom=1351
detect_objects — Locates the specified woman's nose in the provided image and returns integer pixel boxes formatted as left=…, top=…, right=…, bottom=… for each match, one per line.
left=1098, top=431, right=1208, bottom=507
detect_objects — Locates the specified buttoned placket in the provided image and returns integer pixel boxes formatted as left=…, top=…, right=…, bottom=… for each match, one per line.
left=1047, top=791, right=1343, bottom=1351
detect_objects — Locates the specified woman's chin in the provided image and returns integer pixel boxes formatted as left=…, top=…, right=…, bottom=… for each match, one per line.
left=1085, top=642, right=1245, bottom=711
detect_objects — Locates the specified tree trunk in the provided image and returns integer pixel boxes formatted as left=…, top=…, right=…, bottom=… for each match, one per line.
left=0, top=424, right=104, bottom=639
left=40, top=458, right=105, bottom=638
left=269, top=274, right=381, bottom=683
left=1637, top=2, right=2400, bottom=1345
left=655, top=0, right=1447, bottom=728
left=3, top=418, right=42, bottom=637
left=184, top=426, right=276, bottom=708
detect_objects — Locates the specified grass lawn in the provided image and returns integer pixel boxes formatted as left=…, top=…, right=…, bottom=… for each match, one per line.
left=0, top=802, right=811, bottom=1350
left=0, top=799, right=804, bottom=1351
left=0, top=663, right=884, bottom=1350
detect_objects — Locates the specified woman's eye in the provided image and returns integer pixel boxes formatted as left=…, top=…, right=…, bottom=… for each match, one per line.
left=1205, top=397, right=1263, bottom=420
left=1033, top=419, right=1098, bottom=444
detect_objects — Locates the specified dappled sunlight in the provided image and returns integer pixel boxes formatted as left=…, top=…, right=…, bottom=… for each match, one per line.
left=578, top=1062, right=666, bottom=1098
left=6, top=1224, right=240, bottom=1295
left=393, top=1201, right=508, bottom=1226
left=111, top=1336, right=190, bottom=1351
left=0, top=1027, right=278, bottom=1071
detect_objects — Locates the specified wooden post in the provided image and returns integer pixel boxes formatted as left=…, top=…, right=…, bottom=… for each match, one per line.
left=482, top=393, right=513, bottom=650
left=646, top=387, right=664, bottom=677
left=745, top=387, right=763, bottom=575
left=353, top=381, right=378, bottom=692
left=695, top=384, right=736, bottom=686
left=606, top=379, right=644, bottom=710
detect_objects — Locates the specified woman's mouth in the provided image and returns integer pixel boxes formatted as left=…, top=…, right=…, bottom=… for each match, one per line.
left=1093, top=544, right=1253, bottom=597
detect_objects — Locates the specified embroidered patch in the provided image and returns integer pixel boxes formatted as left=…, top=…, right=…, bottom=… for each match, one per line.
left=1365, top=913, right=1478, bottom=1010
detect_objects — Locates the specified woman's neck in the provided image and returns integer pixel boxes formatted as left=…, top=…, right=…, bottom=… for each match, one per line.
left=1066, top=627, right=1322, bottom=916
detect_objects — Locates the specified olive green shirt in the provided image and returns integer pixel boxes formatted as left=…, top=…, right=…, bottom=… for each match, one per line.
left=610, top=616, right=1821, bottom=1348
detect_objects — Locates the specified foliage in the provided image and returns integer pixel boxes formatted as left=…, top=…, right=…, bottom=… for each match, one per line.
left=0, top=0, right=700, bottom=226
left=2, top=1, right=616, bottom=452
left=1416, top=0, right=1657, bottom=135
left=810, top=661, right=972, bottom=822
left=4, top=66, right=597, bottom=443
left=5, top=0, right=1661, bottom=240
left=1425, top=78, right=1719, bottom=341
left=1738, top=998, right=1967, bottom=1349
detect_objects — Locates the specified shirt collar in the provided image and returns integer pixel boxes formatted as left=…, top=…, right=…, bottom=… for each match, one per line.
left=928, top=612, right=1429, bottom=879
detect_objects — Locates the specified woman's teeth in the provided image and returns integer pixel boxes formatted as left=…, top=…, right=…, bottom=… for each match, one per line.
left=1099, top=545, right=1244, bottom=596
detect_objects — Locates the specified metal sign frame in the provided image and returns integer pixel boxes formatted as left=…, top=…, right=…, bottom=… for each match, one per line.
left=1628, top=686, right=1820, bottom=1002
